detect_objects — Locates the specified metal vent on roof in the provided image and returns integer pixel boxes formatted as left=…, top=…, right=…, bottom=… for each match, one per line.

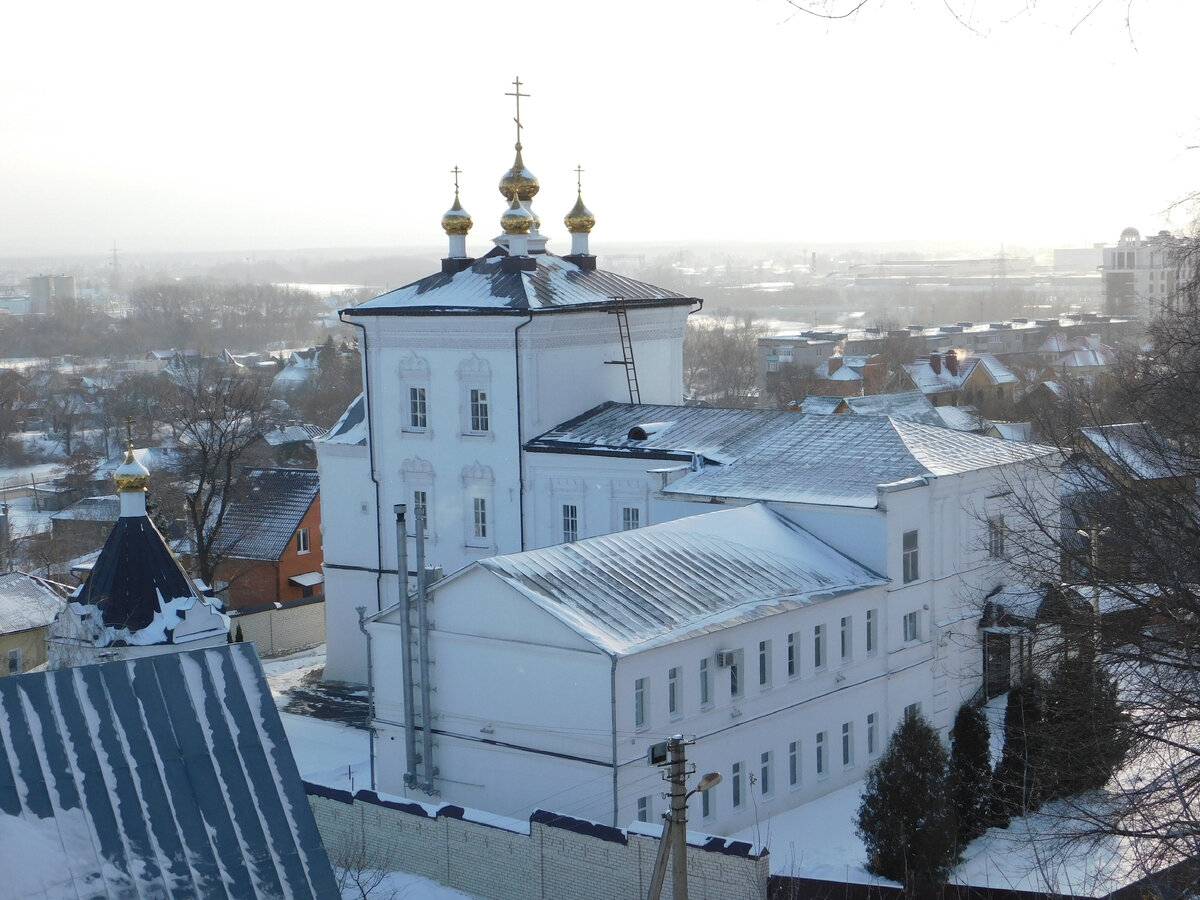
left=628, top=421, right=671, bottom=441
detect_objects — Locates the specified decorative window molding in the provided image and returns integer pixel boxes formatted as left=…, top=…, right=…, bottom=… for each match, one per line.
left=458, top=354, right=492, bottom=437
left=402, top=457, right=435, bottom=537
left=462, top=463, right=495, bottom=549
left=399, top=353, right=431, bottom=434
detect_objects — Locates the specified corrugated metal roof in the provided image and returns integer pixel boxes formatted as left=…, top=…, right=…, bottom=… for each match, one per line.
left=216, top=468, right=320, bottom=561
left=261, top=423, right=326, bottom=447
left=50, top=495, right=119, bottom=523
left=476, top=504, right=885, bottom=655
left=319, top=393, right=366, bottom=446
left=0, top=573, right=65, bottom=635
left=845, top=390, right=943, bottom=426
left=0, top=644, right=339, bottom=899
left=345, top=248, right=699, bottom=315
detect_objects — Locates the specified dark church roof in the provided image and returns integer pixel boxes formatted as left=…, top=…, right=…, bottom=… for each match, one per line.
left=0, top=643, right=339, bottom=898
left=345, top=247, right=699, bottom=316
left=78, top=515, right=201, bottom=632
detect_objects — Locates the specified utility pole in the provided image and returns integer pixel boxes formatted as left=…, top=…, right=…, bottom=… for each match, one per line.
left=646, top=736, right=722, bottom=900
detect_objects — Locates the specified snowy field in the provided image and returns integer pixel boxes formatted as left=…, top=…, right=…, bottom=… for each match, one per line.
left=269, top=652, right=1147, bottom=900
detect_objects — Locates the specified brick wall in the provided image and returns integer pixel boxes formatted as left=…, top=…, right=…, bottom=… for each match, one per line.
left=308, top=785, right=769, bottom=900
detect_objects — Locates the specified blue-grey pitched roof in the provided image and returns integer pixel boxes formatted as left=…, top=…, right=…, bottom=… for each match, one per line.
left=80, top=515, right=203, bottom=632
left=0, top=572, right=66, bottom=635
left=0, top=643, right=339, bottom=899
left=319, top=393, right=366, bottom=446
left=215, top=468, right=320, bottom=561
left=345, top=247, right=699, bottom=315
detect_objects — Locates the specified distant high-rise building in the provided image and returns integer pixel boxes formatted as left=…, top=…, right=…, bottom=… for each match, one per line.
left=1102, top=226, right=1177, bottom=317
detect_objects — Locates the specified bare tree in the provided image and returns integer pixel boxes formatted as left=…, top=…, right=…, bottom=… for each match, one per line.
left=160, top=358, right=279, bottom=586
left=683, top=312, right=768, bottom=407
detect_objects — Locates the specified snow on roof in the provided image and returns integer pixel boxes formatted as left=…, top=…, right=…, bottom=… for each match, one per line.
left=215, top=468, right=320, bottom=561
left=974, top=353, right=1018, bottom=385
left=318, top=393, right=366, bottom=446
left=345, top=248, right=699, bottom=315
left=1080, top=423, right=1185, bottom=482
left=903, top=355, right=978, bottom=394
left=988, top=421, right=1033, bottom=442
left=474, top=504, right=885, bottom=656
left=261, top=423, right=326, bottom=446
left=935, top=404, right=987, bottom=433
left=664, top=416, right=1054, bottom=508
left=1054, top=348, right=1116, bottom=368
left=798, top=396, right=845, bottom=415
left=0, top=644, right=339, bottom=898
left=844, top=390, right=943, bottom=427
left=0, top=573, right=65, bottom=635
left=50, top=495, right=119, bottom=522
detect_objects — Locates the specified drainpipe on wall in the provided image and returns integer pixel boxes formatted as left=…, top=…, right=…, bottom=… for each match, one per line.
left=610, top=654, right=619, bottom=827
left=356, top=605, right=375, bottom=791
left=514, top=314, right=533, bottom=550
left=393, top=504, right=417, bottom=789
left=415, top=508, right=435, bottom=792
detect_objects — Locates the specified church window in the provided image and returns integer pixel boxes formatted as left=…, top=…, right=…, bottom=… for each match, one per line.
left=408, top=387, right=427, bottom=430
left=469, top=388, right=489, bottom=433
left=562, top=504, right=578, bottom=542
left=472, top=498, right=488, bottom=541
left=622, top=506, right=640, bottom=530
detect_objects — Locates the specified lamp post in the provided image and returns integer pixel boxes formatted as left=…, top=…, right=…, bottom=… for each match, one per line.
left=646, top=735, right=722, bottom=900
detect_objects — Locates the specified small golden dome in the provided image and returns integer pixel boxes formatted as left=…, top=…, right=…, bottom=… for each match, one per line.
left=500, top=194, right=534, bottom=235
left=441, top=191, right=473, bottom=236
left=113, top=443, right=150, bottom=492
left=564, top=191, right=596, bottom=234
left=499, top=146, right=540, bottom=203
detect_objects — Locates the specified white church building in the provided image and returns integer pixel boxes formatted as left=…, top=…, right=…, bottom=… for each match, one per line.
left=317, top=90, right=1058, bottom=833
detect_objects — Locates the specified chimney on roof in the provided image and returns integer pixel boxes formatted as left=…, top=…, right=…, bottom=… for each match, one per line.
left=827, top=356, right=843, bottom=375
left=945, top=350, right=959, bottom=376
left=929, top=353, right=942, bottom=375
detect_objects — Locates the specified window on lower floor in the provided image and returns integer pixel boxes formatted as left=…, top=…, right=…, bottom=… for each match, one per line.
left=867, top=712, right=879, bottom=757
left=471, top=497, right=488, bottom=543
left=760, top=751, right=773, bottom=797
left=408, top=386, right=427, bottom=430
left=866, top=609, right=877, bottom=655
left=814, top=624, right=826, bottom=670
left=701, top=786, right=713, bottom=819
left=637, top=796, right=651, bottom=823
left=841, top=722, right=854, bottom=768
left=699, top=658, right=712, bottom=707
left=7, top=648, right=22, bottom=676
left=903, top=610, right=920, bottom=643
left=413, top=490, right=429, bottom=533
left=840, top=616, right=852, bottom=662
left=296, top=527, right=310, bottom=554
left=469, top=388, right=489, bottom=433
left=787, top=631, right=799, bottom=677
left=789, top=740, right=801, bottom=787
left=562, top=504, right=579, bottom=543
left=904, top=701, right=922, bottom=722
left=988, top=516, right=1005, bottom=558
left=732, top=761, right=744, bottom=808
left=668, top=666, right=681, bottom=718
left=758, top=640, right=771, bottom=688
left=816, top=731, right=827, bottom=777
left=903, top=530, right=920, bottom=582
left=634, top=677, right=648, bottom=730
left=622, top=506, right=640, bottom=530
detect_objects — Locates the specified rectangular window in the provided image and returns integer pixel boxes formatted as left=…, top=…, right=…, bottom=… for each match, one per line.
left=760, top=751, right=773, bottom=797
left=699, top=658, right=712, bottom=707
left=622, top=506, right=641, bottom=530
left=668, top=666, right=681, bottom=718
left=788, top=740, right=801, bottom=787
left=842, top=722, right=853, bottom=767
left=730, top=653, right=743, bottom=698
left=903, top=530, right=919, bottom=583
left=408, top=386, right=427, bottom=429
left=816, top=732, right=827, bottom=776
left=758, top=640, right=771, bottom=688
left=562, top=504, right=579, bottom=543
left=732, top=761, right=744, bottom=808
left=840, top=616, right=852, bottom=662
left=904, top=701, right=922, bottom=722
left=637, top=796, right=651, bottom=823
left=413, top=490, right=429, bottom=533
left=634, top=677, right=647, bottom=730
left=296, top=527, right=310, bottom=554
left=866, top=609, right=877, bottom=655
left=469, top=388, right=489, bottom=432
left=473, top=497, right=488, bottom=541
left=787, top=632, right=799, bottom=677
left=867, top=712, right=878, bottom=757
left=7, top=648, right=21, bottom=676
left=988, top=516, right=1005, bottom=558
left=701, top=786, right=713, bottom=819
left=814, top=624, right=826, bottom=670
left=903, top=610, right=920, bottom=643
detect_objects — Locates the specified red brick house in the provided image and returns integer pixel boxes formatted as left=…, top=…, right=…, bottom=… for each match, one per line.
left=214, top=468, right=322, bottom=611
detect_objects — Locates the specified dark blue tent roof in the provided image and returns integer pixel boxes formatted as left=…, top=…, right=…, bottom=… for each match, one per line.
left=78, top=514, right=199, bottom=632
left=0, top=643, right=339, bottom=898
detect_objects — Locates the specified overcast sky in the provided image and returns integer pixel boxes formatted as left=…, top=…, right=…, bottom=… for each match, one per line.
left=3, top=0, right=1195, bottom=256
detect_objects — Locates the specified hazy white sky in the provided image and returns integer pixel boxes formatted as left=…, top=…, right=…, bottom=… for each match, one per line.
left=3, top=0, right=1195, bottom=256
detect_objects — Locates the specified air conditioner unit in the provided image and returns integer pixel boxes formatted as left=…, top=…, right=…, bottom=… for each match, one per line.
left=715, top=649, right=737, bottom=668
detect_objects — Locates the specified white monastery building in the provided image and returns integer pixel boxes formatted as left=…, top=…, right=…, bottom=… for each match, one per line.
left=317, top=83, right=1057, bottom=835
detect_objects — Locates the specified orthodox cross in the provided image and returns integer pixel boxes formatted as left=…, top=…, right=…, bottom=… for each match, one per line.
left=124, top=415, right=135, bottom=446
left=451, top=165, right=463, bottom=193
left=505, top=76, right=529, bottom=149
left=575, top=165, right=585, bottom=192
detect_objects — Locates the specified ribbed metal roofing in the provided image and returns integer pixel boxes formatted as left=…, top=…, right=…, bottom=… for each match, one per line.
left=216, top=468, right=320, bottom=561
left=477, top=504, right=885, bottom=656
left=345, top=248, right=699, bottom=315
left=0, top=573, right=65, bottom=635
left=0, top=644, right=339, bottom=899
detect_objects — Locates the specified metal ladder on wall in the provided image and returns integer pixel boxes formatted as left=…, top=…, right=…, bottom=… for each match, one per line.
left=605, top=300, right=641, bottom=404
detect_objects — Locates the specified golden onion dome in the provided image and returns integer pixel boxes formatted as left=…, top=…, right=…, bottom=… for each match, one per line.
left=499, top=146, right=540, bottom=202
left=564, top=191, right=596, bottom=234
left=441, top=191, right=473, bottom=236
left=500, top=194, right=534, bottom=235
left=113, top=443, right=150, bottom=492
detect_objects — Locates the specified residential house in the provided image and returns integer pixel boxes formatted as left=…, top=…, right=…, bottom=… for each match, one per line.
left=0, top=572, right=67, bottom=675
left=895, top=351, right=1017, bottom=409
left=0, top=643, right=339, bottom=898
left=810, top=353, right=888, bottom=398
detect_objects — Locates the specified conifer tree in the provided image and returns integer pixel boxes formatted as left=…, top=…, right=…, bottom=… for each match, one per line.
left=990, top=682, right=1046, bottom=823
left=950, top=703, right=993, bottom=844
left=856, top=713, right=959, bottom=886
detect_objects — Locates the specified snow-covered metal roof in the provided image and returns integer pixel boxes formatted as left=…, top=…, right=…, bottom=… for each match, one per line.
left=344, top=248, right=699, bottom=315
left=665, top=416, right=1055, bottom=508
left=50, top=495, right=119, bottom=522
left=0, top=573, right=65, bottom=635
left=844, top=390, right=943, bottom=427
left=261, top=423, right=326, bottom=446
left=318, top=393, right=366, bottom=446
left=1079, top=423, right=1185, bottom=482
left=0, top=644, right=339, bottom=898
left=476, top=504, right=886, bottom=655
left=216, top=468, right=320, bottom=561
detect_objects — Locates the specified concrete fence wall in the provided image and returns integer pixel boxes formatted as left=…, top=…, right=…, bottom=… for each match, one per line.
left=231, top=598, right=325, bottom=657
left=307, top=784, right=769, bottom=900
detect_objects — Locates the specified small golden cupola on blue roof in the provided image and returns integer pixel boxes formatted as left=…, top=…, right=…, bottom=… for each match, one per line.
left=564, top=164, right=596, bottom=264
left=115, top=438, right=151, bottom=518
left=495, top=77, right=547, bottom=259
left=440, top=165, right=475, bottom=273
